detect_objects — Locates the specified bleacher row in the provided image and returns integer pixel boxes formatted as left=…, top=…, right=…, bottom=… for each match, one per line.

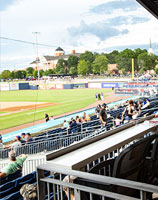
left=1, top=96, right=158, bottom=160
left=1, top=96, right=158, bottom=199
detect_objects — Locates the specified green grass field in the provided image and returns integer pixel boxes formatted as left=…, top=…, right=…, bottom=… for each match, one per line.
left=0, top=89, right=111, bottom=130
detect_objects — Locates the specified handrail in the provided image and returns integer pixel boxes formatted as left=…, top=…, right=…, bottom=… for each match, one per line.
left=37, top=163, right=158, bottom=200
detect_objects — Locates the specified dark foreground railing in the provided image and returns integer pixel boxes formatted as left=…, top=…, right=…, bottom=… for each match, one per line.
left=37, top=164, right=158, bottom=200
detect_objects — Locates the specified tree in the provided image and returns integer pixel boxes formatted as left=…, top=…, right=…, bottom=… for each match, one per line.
left=92, top=54, right=108, bottom=75
left=115, top=49, right=135, bottom=73
left=33, top=70, right=38, bottom=78
left=15, top=70, right=23, bottom=79
left=69, top=67, right=77, bottom=75
left=39, top=69, right=44, bottom=77
left=67, top=55, right=79, bottom=70
left=26, top=67, right=34, bottom=75
left=55, top=59, right=68, bottom=74
left=138, top=52, right=157, bottom=71
left=105, top=50, right=119, bottom=64
left=0, top=70, right=11, bottom=79
left=80, top=51, right=95, bottom=74
left=21, top=70, right=26, bottom=78
left=45, top=69, right=55, bottom=76
left=78, top=60, right=89, bottom=76
left=133, top=48, right=147, bottom=71
left=10, top=71, right=15, bottom=80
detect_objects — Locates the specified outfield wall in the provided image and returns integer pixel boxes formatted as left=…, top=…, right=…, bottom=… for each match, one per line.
left=0, top=81, right=124, bottom=91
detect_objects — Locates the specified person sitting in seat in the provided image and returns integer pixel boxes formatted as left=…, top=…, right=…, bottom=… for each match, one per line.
left=0, top=150, right=27, bottom=178
left=11, top=136, right=22, bottom=152
left=26, top=133, right=33, bottom=143
left=21, top=133, right=26, bottom=144
left=0, top=139, right=5, bottom=149
left=141, top=98, right=150, bottom=109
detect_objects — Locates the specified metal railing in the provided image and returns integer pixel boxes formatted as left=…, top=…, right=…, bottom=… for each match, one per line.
left=37, top=160, right=158, bottom=200
left=0, top=156, right=46, bottom=175
left=36, top=114, right=158, bottom=200
left=0, top=123, right=102, bottom=159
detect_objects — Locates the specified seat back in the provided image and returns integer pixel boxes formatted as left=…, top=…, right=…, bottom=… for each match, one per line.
left=112, top=134, right=158, bottom=196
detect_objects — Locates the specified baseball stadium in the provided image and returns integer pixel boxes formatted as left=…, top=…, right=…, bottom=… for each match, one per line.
left=1, top=0, right=158, bottom=200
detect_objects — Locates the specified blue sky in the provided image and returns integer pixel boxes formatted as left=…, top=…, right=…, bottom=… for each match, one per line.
left=0, top=0, right=158, bottom=70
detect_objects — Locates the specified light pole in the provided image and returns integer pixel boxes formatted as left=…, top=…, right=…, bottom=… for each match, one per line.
left=32, top=32, right=40, bottom=80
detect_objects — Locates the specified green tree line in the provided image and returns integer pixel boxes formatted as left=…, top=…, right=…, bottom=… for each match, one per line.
left=1, top=48, right=158, bottom=79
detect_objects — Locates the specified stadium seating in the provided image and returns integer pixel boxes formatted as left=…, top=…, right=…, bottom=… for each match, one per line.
left=0, top=169, right=22, bottom=185
left=1, top=96, right=158, bottom=160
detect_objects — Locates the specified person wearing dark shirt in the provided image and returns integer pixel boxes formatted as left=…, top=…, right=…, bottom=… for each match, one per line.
left=100, top=103, right=107, bottom=127
left=26, top=133, right=33, bottom=143
left=45, top=113, right=49, bottom=122
left=98, top=93, right=101, bottom=100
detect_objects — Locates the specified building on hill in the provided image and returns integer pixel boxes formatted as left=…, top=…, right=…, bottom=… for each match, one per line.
left=107, top=64, right=119, bottom=74
left=30, top=47, right=81, bottom=71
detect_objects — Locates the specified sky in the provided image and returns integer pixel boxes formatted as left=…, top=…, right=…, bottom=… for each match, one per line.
left=0, top=0, right=158, bottom=71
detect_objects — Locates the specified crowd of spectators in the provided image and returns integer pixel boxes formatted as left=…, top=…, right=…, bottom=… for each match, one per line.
left=95, top=97, right=151, bottom=129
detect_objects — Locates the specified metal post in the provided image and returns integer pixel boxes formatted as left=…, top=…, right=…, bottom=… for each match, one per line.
left=132, top=58, right=134, bottom=79
left=32, top=32, right=40, bottom=80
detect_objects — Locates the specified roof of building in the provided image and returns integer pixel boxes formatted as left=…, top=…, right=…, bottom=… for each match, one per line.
left=30, top=61, right=37, bottom=64
left=43, top=53, right=81, bottom=61
left=136, top=0, right=158, bottom=19
left=55, top=47, right=64, bottom=51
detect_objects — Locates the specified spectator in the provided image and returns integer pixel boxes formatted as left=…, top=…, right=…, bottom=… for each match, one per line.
left=20, top=183, right=37, bottom=200
left=122, top=100, right=135, bottom=121
left=11, top=136, right=22, bottom=152
left=95, top=104, right=101, bottom=118
left=95, top=93, right=98, bottom=101
left=0, top=139, right=5, bottom=149
left=137, top=101, right=142, bottom=111
left=26, top=133, right=33, bottom=143
left=21, top=133, right=26, bottom=144
left=50, top=115, right=54, bottom=120
left=113, top=115, right=122, bottom=127
left=0, top=150, right=27, bottom=178
left=70, top=119, right=77, bottom=128
left=75, top=116, right=80, bottom=123
left=101, top=92, right=104, bottom=100
left=141, top=98, right=150, bottom=109
left=98, top=93, right=101, bottom=100
left=100, top=103, right=107, bottom=128
left=63, top=120, right=69, bottom=128
left=63, top=175, right=76, bottom=200
left=83, top=112, right=90, bottom=122
left=45, top=112, right=49, bottom=122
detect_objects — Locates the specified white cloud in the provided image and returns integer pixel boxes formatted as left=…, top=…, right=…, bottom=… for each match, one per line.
left=0, top=0, right=158, bottom=70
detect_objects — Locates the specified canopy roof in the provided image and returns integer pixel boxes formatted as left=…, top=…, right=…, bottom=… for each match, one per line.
left=137, top=0, right=158, bottom=19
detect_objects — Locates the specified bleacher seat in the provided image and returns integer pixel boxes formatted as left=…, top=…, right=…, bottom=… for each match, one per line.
left=0, top=170, right=22, bottom=185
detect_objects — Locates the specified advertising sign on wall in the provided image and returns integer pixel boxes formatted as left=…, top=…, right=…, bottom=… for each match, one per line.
left=101, top=83, right=119, bottom=88
left=0, top=83, right=10, bottom=91
left=48, top=84, right=56, bottom=89
left=88, top=83, right=101, bottom=89
left=56, top=84, right=64, bottom=89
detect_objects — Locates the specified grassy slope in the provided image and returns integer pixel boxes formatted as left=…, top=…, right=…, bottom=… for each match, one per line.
left=0, top=89, right=111, bottom=130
